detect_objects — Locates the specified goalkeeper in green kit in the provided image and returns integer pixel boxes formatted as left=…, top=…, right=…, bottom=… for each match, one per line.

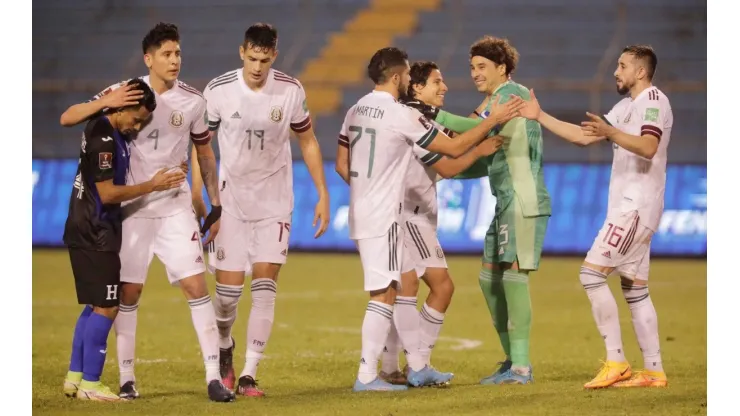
left=407, top=35, right=550, bottom=385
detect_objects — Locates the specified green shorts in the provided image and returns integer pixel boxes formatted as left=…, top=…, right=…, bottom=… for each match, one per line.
left=483, top=200, right=549, bottom=271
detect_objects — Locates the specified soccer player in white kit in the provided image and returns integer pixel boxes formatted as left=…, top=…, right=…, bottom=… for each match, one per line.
left=59, top=23, right=235, bottom=402
left=518, top=45, right=672, bottom=389
left=341, top=47, right=523, bottom=392
left=337, top=61, right=504, bottom=386
left=197, top=23, right=330, bottom=397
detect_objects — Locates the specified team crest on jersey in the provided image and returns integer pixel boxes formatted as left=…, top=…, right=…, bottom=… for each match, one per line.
left=269, top=106, right=283, bottom=123
left=170, top=110, right=184, bottom=128
left=435, top=246, right=444, bottom=259
left=99, top=152, right=113, bottom=169
left=216, top=247, right=225, bottom=261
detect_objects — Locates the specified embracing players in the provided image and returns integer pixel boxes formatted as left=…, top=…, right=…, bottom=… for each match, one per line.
left=339, top=47, right=523, bottom=391
left=197, top=23, right=330, bottom=397
left=62, top=79, right=188, bottom=401
left=517, top=45, right=672, bottom=389
left=60, top=23, right=234, bottom=402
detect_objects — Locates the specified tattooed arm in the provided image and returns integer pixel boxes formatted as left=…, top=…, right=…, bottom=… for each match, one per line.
left=193, top=140, right=221, bottom=245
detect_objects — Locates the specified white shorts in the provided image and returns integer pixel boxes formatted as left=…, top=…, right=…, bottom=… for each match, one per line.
left=207, top=210, right=291, bottom=276
left=120, top=209, right=205, bottom=285
left=401, top=220, right=447, bottom=277
left=585, top=210, right=653, bottom=280
left=355, top=223, right=404, bottom=292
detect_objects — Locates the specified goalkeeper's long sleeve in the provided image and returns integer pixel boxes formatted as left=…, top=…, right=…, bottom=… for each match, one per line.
left=436, top=110, right=482, bottom=133
left=453, top=157, right=489, bottom=179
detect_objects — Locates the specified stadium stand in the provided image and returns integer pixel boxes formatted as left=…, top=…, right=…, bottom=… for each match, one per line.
left=33, top=0, right=705, bottom=163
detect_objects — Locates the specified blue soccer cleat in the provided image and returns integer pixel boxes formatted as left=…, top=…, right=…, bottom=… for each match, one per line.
left=480, top=360, right=512, bottom=385
left=353, top=377, right=408, bottom=392
left=490, top=366, right=534, bottom=385
left=407, top=365, right=454, bottom=387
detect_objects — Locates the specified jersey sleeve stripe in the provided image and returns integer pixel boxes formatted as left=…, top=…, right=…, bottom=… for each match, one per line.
left=208, top=120, right=221, bottom=131
left=274, top=75, right=300, bottom=87
left=415, top=127, right=438, bottom=148
left=208, top=75, right=238, bottom=90
left=207, top=71, right=237, bottom=86
left=178, top=81, right=204, bottom=97
left=191, top=132, right=212, bottom=144
left=191, top=130, right=209, bottom=140
left=290, top=116, right=312, bottom=133
left=338, top=134, right=349, bottom=148
left=420, top=152, right=442, bottom=166
left=641, top=125, right=662, bottom=140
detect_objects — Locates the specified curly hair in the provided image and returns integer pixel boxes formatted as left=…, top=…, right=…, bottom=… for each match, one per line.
left=141, top=22, right=180, bottom=54
left=469, top=35, right=519, bottom=76
left=407, top=61, right=439, bottom=98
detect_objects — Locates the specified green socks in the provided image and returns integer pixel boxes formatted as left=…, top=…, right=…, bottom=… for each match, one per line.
left=479, top=268, right=511, bottom=358
left=502, top=270, right=532, bottom=368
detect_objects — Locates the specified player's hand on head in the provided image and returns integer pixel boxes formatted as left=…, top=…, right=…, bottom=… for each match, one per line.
left=518, top=89, right=541, bottom=121
left=581, top=112, right=613, bottom=138
left=313, top=196, right=330, bottom=238
left=101, top=83, right=145, bottom=109
left=476, top=135, right=505, bottom=156
left=150, top=167, right=186, bottom=192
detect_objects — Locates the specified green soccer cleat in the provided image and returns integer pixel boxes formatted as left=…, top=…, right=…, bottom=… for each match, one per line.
left=76, top=380, right=123, bottom=402
left=63, top=371, right=82, bottom=398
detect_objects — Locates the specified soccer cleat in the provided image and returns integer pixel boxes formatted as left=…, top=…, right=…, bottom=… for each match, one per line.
left=489, top=366, right=534, bottom=385
left=480, top=360, right=513, bottom=385
left=63, top=371, right=82, bottom=398
left=119, top=381, right=140, bottom=400
left=584, top=360, right=632, bottom=389
left=236, top=375, right=265, bottom=397
left=219, top=337, right=236, bottom=390
left=379, top=370, right=408, bottom=385
left=611, top=370, right=668, bottom=388
left=76, top=380, right=123, bottom=402
left=353, top=377, right=409, bottom=392
left=208, top=379, right=236, bottom=402
left=406, top=365, right=454, bottom=387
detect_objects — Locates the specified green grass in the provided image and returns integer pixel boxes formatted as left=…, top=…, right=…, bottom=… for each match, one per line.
left=32, top=250, right=706, bottom=415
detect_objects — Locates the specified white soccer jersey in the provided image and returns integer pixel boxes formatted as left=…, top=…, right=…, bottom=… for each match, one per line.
left=338, top=91, right=439, bottom=240
left=204, top=68, right=311, bottom=221
left=403, top=120, right=445, bottom=227
left=603, top=86, right=673, bottom=231
left=89, top=76, right=209, bottom=218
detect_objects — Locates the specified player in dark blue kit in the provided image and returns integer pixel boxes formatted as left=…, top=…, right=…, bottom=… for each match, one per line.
left=61, top=78, right=187, bottom=401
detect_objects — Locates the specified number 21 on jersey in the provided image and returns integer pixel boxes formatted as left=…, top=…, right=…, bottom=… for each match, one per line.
left=348, top=125, right=376, bottom=178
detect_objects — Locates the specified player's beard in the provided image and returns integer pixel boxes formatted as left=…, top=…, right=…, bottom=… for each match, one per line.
left=397, top=82, right=408, bottom=99
left=616, top=79, right=631, bottom=96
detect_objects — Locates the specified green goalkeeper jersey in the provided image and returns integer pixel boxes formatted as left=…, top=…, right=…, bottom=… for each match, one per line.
left=436, top=81, right=551, bottom=218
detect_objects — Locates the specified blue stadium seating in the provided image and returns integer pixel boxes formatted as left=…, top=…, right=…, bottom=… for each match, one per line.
left=33, top=0, right=705, bottom=163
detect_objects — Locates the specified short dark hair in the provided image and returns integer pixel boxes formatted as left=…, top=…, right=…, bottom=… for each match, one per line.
left=469, top=36, right=519, bottom=76
left=142, top=22, right=180, bottom=54
left=408, top=61, right=439, bottom=98
left=244, top=23, right=278, bottom=51
left=125, top=78, right=156, bottom=112
left=367, top=47, right=409, bottom=84
left=622, top=44, right=658, bottom=80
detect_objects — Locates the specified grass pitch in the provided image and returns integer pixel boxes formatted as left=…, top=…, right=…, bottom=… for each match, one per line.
left=32, top=250, right=706, bottom=415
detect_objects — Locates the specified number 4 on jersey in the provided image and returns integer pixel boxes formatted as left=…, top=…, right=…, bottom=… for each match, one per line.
left=148, top=129, right=159, bottom=150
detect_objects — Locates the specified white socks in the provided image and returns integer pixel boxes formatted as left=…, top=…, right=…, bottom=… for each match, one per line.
left=114, top=302, right=138, bottom=386
left=240, top=279, right=277, bottom=379
left=358, top=301, right=393, bottom=384
left=622, top=283, right=663, bottom=372
left=418, top=303, right=445, bottom=366
left=213, top=283, right=243, bottom=350
left=188, top=295, right=221, bottom=383
left=580, top=267, right=625, bottom=362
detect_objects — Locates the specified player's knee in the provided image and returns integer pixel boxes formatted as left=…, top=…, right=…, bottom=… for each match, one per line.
left=121, top=283, right=143, bottom=306
left=252, top=262, right=281, bottom=280
left=179, top=274, right=209, bottom=300
left=92, top=305, right=119, bottom=320
left=369, top=282, right=397, bottom=305
left=620, top=277, right=650, bottom=305
left=579, top=265, right=609, bottom=289
left=400, top=272, right=419, bottom=296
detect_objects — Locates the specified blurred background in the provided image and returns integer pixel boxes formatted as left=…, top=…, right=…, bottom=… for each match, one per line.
left=32, top=0, right=706, bottom=256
